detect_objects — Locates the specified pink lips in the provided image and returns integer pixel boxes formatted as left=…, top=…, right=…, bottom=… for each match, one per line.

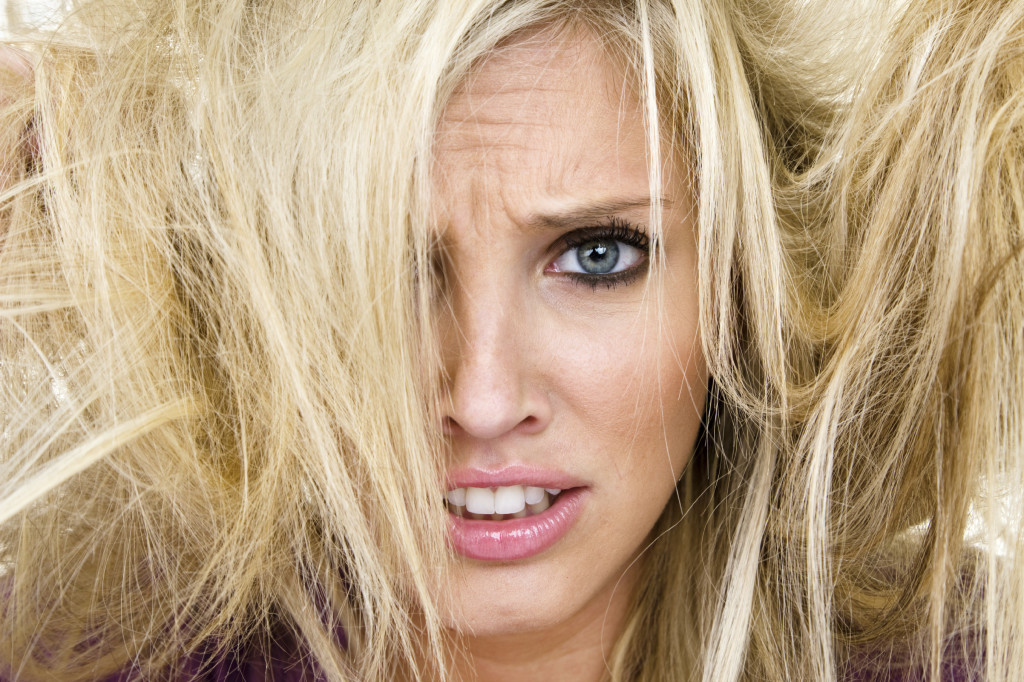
left=446, top=465, right=587, bottom=562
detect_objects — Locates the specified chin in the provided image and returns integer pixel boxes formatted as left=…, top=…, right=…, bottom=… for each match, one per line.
left=439, top=560, right=577, bottom=638
left=445, top=608, right=555, bottom=639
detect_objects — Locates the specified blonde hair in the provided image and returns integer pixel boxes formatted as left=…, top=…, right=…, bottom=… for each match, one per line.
left=1, top=0, right=1021, bottom=680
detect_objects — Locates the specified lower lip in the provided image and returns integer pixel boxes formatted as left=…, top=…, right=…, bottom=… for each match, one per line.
left=447, top=488, right=586, bottom=562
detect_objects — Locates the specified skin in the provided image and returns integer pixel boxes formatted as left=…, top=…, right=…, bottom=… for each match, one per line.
left=432, top=25, right=707, bottom=682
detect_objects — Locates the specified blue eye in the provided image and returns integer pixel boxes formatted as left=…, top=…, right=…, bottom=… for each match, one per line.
left=548, top=221, right=650, bottom=286
left=553, top=238, right=643, bottom=275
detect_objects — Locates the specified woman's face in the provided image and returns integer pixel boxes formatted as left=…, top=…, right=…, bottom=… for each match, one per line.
left=432, top=26, right=706, bottom=643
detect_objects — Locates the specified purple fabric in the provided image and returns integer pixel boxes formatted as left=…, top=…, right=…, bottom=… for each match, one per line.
left=3, top=626, right=979, bottom=680
left=843, top=633, right=984, bottom=681
left=107, top=637, right=323, bottom=682
left=1, top=629, right=327, bottom=681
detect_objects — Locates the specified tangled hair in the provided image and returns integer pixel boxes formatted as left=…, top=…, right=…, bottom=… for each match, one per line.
left=1, top=0, right=1022, bottom=680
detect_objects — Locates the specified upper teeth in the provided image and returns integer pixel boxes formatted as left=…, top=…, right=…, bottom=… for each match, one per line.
left=446, top=485, right=562, bottom=515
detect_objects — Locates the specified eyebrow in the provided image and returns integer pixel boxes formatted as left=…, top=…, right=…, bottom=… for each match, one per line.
left=524, top=196, right=673, bottom=230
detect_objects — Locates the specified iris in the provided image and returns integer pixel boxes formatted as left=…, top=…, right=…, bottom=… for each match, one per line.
left=576, top=239, right=619, bottom=274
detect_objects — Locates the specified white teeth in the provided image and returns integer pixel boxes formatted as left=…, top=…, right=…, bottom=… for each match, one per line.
left=524, top=486, right=545, bottom=505
left=529, top=492, right=551, bottom=514
left=465, top=487, right=495, bottom=515
left=494, top=485, right=526, bottom=514
left=447, top=485, right=565, bottom=517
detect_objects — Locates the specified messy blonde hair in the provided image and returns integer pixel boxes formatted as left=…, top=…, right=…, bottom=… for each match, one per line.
left=1, top=0, right=1022, bottom=680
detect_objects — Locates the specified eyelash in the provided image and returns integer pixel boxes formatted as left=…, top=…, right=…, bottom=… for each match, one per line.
left=555, top=217, right=651, bottom=290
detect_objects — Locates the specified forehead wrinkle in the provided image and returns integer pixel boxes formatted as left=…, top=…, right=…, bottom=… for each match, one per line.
left=439, top=27, right=639, bottom=160
left=441, top=159, right=514, bottom=243
left=440, top=155, right=573, bottom=245
left=436, top=120, right=561, bottom=157
left=436, top=112, right=571, bottom=175
left=446, top=24, right=600, bottom=122
left=450, top=78, right=578, bottom=103
left=433, top=23, right=662, bottom=237
left=438, top=87, right=569, bottom=161
left=442, top=88, right=575, bottom=136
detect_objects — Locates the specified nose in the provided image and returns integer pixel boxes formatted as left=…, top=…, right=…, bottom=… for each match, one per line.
left=442, top=281, right=550, bottom=441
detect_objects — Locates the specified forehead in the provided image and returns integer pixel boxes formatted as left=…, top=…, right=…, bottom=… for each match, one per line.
left=433, top=26, right=649, bottom=224
left=441, top=24, right=638, bottom=126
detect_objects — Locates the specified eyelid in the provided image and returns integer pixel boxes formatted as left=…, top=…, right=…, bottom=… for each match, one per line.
left=556, top=218, right=650, bottom=252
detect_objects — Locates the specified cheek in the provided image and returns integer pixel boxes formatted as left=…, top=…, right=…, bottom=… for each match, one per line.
left=543, top=302, right=705, bottom=478
left=544, top=316, right=653, bottom=427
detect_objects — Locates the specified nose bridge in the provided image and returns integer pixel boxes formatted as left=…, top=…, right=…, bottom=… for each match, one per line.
left=444, top=260, right=540, bottom=440
left=457, top=269, right=512, bottom=362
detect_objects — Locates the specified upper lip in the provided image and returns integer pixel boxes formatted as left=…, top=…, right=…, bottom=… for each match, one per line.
left=445, top=463, right=586, bottom=491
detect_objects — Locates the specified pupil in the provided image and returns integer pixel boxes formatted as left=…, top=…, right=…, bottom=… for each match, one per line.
left=577, top=240, right=619, bottom=274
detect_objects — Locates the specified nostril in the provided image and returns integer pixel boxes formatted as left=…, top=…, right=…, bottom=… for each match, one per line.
left=517, top=415, right=543, bottom=433
left=444, top=412, right=546, bottom=440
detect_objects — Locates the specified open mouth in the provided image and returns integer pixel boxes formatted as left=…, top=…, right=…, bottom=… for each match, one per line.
left=445, top=485, right=565, bottom=520
left=445, top=483, right=586, bottom=561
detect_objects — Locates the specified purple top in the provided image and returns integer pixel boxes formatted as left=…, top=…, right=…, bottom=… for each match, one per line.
left=1, top=631, right=325, bottom=681
left=110, top=641, right=322, bottom=682
left=2, top=631, right=980, bottom=680
left=104, top=646, right=986, bottom=681
left=843, top=633, right=984, bottom=682
left=1, top=657, right=979, bottom=681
